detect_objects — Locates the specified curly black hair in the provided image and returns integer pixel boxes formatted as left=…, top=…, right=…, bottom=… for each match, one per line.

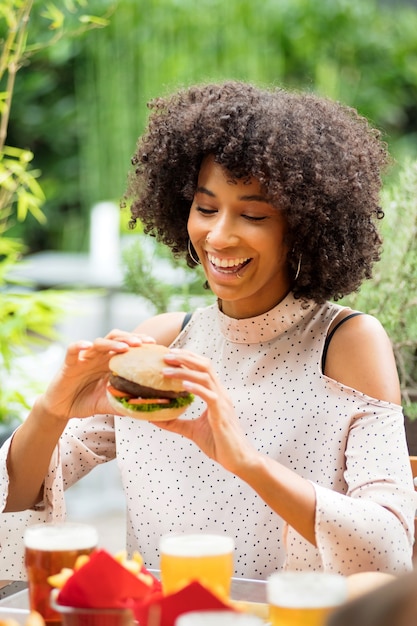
left=125, top=80, right=389, bottom=303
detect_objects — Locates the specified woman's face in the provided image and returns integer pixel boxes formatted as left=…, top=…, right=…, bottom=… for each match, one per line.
left=187, top=155, right=291, bottom=319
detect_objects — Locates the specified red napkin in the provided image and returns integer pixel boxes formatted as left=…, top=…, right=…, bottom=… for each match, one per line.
left=135, top=581, right=237, bottom=626
left=57, top=549, right=161, bottom=609
left=56, top=549, right=237, bottom=626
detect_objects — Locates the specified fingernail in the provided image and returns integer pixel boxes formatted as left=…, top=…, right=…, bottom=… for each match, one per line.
left=79, top=341, right=93, bottom=348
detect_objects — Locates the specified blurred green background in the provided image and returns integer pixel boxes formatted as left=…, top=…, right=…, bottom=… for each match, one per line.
left=4, top=0, right=417, bottom=252
left=2, top=0, right=417, bottom=423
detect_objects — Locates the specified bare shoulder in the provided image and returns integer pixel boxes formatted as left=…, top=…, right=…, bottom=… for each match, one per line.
left=132, top=311, right=187, bottom=347
left=324, top=312, right=401, bottom=404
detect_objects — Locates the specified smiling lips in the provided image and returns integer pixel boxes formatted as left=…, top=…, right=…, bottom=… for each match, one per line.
left=207, top=253, right=251, bottom=274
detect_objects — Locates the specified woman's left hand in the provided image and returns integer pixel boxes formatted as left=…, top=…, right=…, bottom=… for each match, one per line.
left=152, top=348, right=257, bottom=475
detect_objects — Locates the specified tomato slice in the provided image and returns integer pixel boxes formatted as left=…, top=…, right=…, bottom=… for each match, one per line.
left=107, top=384, right=131, bottom=399
left=127, top=398, right=170, bottom=405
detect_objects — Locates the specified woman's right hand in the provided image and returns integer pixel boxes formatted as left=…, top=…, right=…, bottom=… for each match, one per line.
left=5, top=329, right=156, bottom=513
left=39, top=330, right=156, bottom=422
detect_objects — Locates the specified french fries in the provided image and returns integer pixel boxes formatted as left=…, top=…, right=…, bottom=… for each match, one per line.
left=47, top=550, right=153, bottom=589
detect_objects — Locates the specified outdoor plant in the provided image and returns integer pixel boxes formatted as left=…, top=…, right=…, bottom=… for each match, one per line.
left=343, top=159, right=417, bottom=418
left=0, top=0, right=115, bottom=426
left=122, top=235, right=214, bottom=315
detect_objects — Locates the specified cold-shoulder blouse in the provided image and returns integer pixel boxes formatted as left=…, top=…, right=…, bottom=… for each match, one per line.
left=1, top=293, right=416, bottom=579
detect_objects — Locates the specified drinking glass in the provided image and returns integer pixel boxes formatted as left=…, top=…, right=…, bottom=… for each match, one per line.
left=267, top=571, right=347, bottom=626
left=175, top=611, right=264, bottom=625
left=159, top=533, right=235, bottom=600
left=24, top=522, right=98, bottom=625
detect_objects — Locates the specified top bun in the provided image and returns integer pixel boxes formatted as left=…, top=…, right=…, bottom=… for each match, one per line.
left=109, top=344, right=185, bottom=393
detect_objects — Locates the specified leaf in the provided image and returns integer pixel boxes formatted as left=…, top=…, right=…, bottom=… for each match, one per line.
left=16, top=189, right=47, bottom=223
left=78, top=15, right=110, bottom=27
left=40, top=3, right=65, bottom=30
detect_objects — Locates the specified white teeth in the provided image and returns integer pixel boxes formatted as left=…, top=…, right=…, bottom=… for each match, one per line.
left=208, top=254, right=249, bottom=268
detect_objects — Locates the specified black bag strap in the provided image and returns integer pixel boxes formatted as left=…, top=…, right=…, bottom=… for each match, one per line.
left=181, top=311, right=193, bottom=331
left=321, top=312, right=363, bottom=372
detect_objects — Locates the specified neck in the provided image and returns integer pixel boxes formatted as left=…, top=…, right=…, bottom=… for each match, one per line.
left=218, top=288, right=292, bottom=319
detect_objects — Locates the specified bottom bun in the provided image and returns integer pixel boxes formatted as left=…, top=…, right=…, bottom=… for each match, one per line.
left=106, top=391, right=189, bottom=421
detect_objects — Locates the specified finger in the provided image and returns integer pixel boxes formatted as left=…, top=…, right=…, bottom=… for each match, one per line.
left=152, top=417, right=195, bottom=438
left=181, top=380, right=219, bottom=404
left=164, top=349, right=211, bottom=372
left=105, top=330, right=156, bottom=344
left=88, top=336, right=150, bottom=355
left=162, top=364, right=221, bottom=398
left=79, top=337, right=129, bottom=360
left=63, top=341, right=93, bottom=364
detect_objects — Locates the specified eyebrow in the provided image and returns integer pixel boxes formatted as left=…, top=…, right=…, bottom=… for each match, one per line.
left=196, top=186, right=269, bottom=203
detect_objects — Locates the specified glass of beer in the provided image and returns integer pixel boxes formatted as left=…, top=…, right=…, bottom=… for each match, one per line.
left=159, top=533, right=235, bottom=600
left=267, top=571, right=347, bottom=626
left=24, top=522, right=98, bottom=625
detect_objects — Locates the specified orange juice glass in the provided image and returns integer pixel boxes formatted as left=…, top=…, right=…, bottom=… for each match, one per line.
left=24, top=522, right=98, bottom=626
left=159, top=533, right=235, bottom=600
left=267, top=572, right=347, bottom=626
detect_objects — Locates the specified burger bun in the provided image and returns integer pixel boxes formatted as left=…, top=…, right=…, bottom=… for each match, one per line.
left=109, top=344, right=185, bottom=393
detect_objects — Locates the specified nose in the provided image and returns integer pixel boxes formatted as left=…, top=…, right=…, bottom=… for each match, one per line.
left=206, top=214, right=239, bottom=249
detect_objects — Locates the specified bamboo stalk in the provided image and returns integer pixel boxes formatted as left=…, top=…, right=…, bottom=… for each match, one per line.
left=0, top=0, right=33, bottom=153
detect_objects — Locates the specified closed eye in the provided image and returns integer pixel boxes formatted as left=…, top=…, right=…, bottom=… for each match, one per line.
left=243, top=215, right=267, bottom=222
left=197, top=207, right=267, bottom=221
left=197, top=207, right=217, bottom=215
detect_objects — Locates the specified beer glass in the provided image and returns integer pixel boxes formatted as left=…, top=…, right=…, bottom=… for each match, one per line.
left=159, top=533, right=235, bottom=600
left=267, top=571, right=347, bottom=626
left=175, top=611, right=264, bottom=625
left=24, top=522, right=98, bottom=625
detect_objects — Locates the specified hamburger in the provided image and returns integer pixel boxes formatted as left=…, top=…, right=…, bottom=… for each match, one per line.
left=106, top=344, right=194, bottom=421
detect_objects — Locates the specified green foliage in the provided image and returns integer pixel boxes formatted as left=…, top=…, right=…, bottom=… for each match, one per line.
left=0, top=217, right=66, bottom=425
left=0, top=146, right=46, bottom=226
left=74, top=0, right=417, bottom=217
left=1, top=0, right=117, bottom=250
left=0, top=0, right=115, bottom=424
left=4, top=0, right=417, bottom=251
left=0, top=282, right=66, bottom=424
left=343, top=159, right=417, bottom=415
left=122, top=236, right=213, bottom=314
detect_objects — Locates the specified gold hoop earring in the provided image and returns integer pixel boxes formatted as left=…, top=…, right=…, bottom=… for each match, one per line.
left=188, top=239, right=201, bottom=265
left=294, top=254, right=302, bottom=281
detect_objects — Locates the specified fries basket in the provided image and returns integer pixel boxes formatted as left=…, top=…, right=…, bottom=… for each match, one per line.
left=50, top=592, right=135, bottom=626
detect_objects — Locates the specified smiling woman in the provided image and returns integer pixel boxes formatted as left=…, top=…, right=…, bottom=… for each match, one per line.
left=187, top=155, right=290, bottom=319
left=127, top=81, right=386, bottom=306
left=1, top=80, right=416, bottom=581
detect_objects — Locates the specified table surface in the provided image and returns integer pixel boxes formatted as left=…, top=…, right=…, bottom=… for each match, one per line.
left=0, top=582, right=27, bottom=603
left=0, top=576, right=267, bottom=608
